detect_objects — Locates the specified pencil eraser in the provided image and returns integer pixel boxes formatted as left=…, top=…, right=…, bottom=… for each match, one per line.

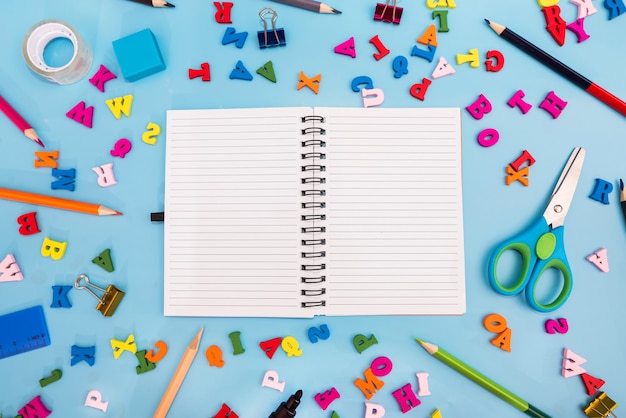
left=586, top=248, right=609, bottom=272
left=112, top=29, right=166, bottom=82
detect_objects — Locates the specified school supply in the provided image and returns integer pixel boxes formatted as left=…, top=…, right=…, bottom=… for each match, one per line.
left=487, top=147, right=585, bottom=312
left=269, top=0, right=340, bottom=14
left=0, top=94, right=44, bottom=147
left=0, top=187, right=122, bottom=216
left=269, top=390, right=302, bottom=418
left=415, top=338, right=552, bottom=418
left=485, top=19, right=626, bottom=117
left=583, top=392, right=618, bottom=418
left=129, top=0, right=175, bottom=7
left=164, top=107, right=465, bottom=317
left=74, top=274, right=125, bottom=317
left=0, top=305, right=50, bottom=360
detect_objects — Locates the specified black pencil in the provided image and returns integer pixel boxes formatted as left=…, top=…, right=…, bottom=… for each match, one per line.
left=485, top=19, right=626, bottom=117
left=129, top=0, right=175, bottom=7
left=620, top=179, right=626, bottom=226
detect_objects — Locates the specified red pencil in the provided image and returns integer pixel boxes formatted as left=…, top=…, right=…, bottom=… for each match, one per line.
left=0, top=94, right=44, bottom=147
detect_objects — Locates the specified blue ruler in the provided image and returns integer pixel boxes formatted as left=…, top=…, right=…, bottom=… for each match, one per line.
left=0, top=305, right=50, bottom=360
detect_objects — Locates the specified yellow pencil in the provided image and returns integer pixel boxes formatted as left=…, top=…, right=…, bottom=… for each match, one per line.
left=0, top=187, right=121, bottom=216
left=153, top=328, right=204, bottom=418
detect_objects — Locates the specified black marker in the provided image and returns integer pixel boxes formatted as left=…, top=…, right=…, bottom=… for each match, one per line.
left=269, top=390, right=302, bottom=418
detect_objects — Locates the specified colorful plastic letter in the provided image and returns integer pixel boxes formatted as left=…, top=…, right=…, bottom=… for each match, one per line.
left=92, top=163, right=117, bottom=187
left=262, top=370, right=286, bottom=392
left=110, top=333, right=137, bottom=359
left=369, top=35, right=390, bottom=60
left=432, top=10, right=449, bottom=32
left=456, top=48, right=479, bottom=67
left=105, top=95, right=134, bottom=119
left=17, top=212, right=40, bottom=236
left=213, top=404, right=239, bottom=418
left=589, top=178, right=613, bottom=204
left=146, top=340, right=168, bottom=363
left=506, top=165, right=529, bottom=186
left=466, top=94, right=492, bottom=120
left=605, top=0, right=626, bottom=20
left=85, top=390, right=108, bottom=412
left=189, top=62, right=211, bottom=81
left=477, top=128, right=499, bottom=147
left=545, top=318, right=569, bottom=334
left=222, top=27, right=248, bottom=48
left=562, top=348, right=587, bottom=378
left=229, top=60, right=253, bottom=81
left=580, top=373, right=605, bottom=396
left=315, top=388, right=340, bottom=410
left=586, top=248, right=609, bottom=272
left=71, top=345, right=96, bottom=366
left=39, top=369, right=62, bottom=387
left=308, top=324, right=330, bottom=343
left=417, top=24, right=438, bottom=46
left=410, top=44, right=436, bottom=62
left=34, top=150, right=59, bottom=168
left=539, top=91, right=568, bottom=118
left=491, top=328, right=512, bottom=352
left=92, top=248, right=114, bottom=273
left=353, top=334, right=378, bottom=354
left=51, top=168, right=76, bottom=191
left=507, top=89, right=533, bottom=114
left=566, top=18, right=590, bottom=42
left=256, top=61, right=277, bottom=83
left=392, top=56, right=408, bottom=78
left=89, top=64, right=117, bottom=92
left=409, top=78, right=432, bottom=101
left=259, top=337, right=282, bottom=359
left=510, top=150, right=536, bottom=171
left=362, top=88, right=385, bottom=108
left=570, top=0, right=598, bottom=18
left=18, top=396, right=51, bottom=418
left=135, top=350, right=157, bottom=374
left=371, top=356, right=393, bottom=377
left=354, top=368, right=385, bottom=400
left=432, top=409, right=442, bottom=418
left=41, top=237, right=67, bottom=261
left=297, top=71, right=321, bottom=94
left=426, top=0, right=456, bottom=8
left=51, top=285, right=72, bottom=308
left=484, top=50, right=504, bottom=72
left=142, top=122, right=161, bottom=145
left=334, top=37, right=356, bottom=58
left=112, top=28, right=166, bottom=82
left=416, top=372, right=431, bottom=396
left=66, top=101, right=94, bottom=128
left=110, top=138, right=133, bottom=158
left=205, top=345, right=225, bottom=367
left=364, top=402, right=386, bottom=417
left=542, top=5, right=567, bottom=46
left=483, top=313, right=507, bottom=333
left=0, top=254, right=24, bottom=282
left=228, top=331, right=246, bottom=355
left=214, top=1, right=234, bottom=23
left=392, top=383, right=421, bottom=413
left=281, top=335, right=303, bottom=357
left=351, top=76, right=374, bottom=92
left=431, top=57, right=455, bottom=79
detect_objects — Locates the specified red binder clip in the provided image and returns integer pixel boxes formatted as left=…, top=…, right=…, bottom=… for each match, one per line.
left=374, top=0, right=403, bottom=24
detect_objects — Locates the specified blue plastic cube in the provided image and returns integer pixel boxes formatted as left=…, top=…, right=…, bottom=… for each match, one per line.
left=112, top=28, right=166, bottom=82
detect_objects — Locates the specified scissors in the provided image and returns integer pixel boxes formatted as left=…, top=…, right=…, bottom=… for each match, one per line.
left=487, top=147, right=585, bottom=312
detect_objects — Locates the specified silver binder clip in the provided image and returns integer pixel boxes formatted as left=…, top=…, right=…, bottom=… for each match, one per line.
left=258, top=7, right=286, bottom=48
left=74, top=274, right=125, bottom=317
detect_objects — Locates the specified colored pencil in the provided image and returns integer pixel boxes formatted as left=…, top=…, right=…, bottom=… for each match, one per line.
left=269, top=0, right=341, bottom=14
left=0, top=187, right=122, bottom=216
left=0, top=94, right=44, bottom=147
left=154, top=328, right=203, bottom=418
left=415, top=338, right=552, bottom=418
left=620, top=179, right=626, bottom=227
left=485, top=19, right=626, bottom=117
left=129, top=0, right=175, bottom=7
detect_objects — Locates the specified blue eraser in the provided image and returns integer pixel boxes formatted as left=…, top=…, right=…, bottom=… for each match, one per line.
left=112, top=28, right=166, bottom=82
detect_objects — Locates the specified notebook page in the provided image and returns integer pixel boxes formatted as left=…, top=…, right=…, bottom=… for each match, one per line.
left=164, top=108, right=307, bottom=317
left=321, top=107, right=465, bottom=316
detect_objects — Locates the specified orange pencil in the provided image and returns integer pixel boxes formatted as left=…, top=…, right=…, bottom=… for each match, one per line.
left=0, top=187, right=122, bottom=216
left=0, top=94, right=44, bottom=147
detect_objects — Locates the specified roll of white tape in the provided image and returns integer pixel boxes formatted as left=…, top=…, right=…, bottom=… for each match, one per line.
left=22, top=19, right=93, bottom=85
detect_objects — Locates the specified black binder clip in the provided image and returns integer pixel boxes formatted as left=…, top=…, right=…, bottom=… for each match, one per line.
left=583, top=392, right=618, bottom=417
left=74, top=274, right=125, bottom=317
left=374, top=0, right=403, bottom=24
left=257, top=7, right=286, bottom=48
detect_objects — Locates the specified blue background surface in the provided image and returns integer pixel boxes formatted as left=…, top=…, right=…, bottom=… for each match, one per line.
left=1, top=0, right=625, bottom=417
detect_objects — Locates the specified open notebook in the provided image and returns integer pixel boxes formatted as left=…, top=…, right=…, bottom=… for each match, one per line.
left=164, top=107, right=465, bottom=317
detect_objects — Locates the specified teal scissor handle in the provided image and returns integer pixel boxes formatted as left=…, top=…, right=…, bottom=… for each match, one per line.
left=487, top=218, right=573, bottom=312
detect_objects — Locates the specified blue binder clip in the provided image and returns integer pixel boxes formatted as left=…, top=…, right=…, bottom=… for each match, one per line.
left=257, top=8, right=286, bottom=49
left=374, top=0, right=403, bottom=24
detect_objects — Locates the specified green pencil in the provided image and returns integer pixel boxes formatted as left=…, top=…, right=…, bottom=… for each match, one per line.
left=415, top=338, right=552, bottom=418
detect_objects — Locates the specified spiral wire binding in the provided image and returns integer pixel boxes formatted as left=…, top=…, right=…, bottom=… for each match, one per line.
left=300, top=114, right=327, bottom=308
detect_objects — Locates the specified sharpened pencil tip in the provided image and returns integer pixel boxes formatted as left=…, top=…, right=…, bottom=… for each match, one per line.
left=484, top=18, right=490, bottom=24
left=332, top=8, right=342, bottom=14
left=114, top=211, right=123, bottom=216
left=35, top=138, right=45, bottom=147
left=164, top=2, right=175, bottom=6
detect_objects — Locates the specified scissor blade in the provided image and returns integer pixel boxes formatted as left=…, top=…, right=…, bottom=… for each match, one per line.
left=543, top=147, right=585, bottom=228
